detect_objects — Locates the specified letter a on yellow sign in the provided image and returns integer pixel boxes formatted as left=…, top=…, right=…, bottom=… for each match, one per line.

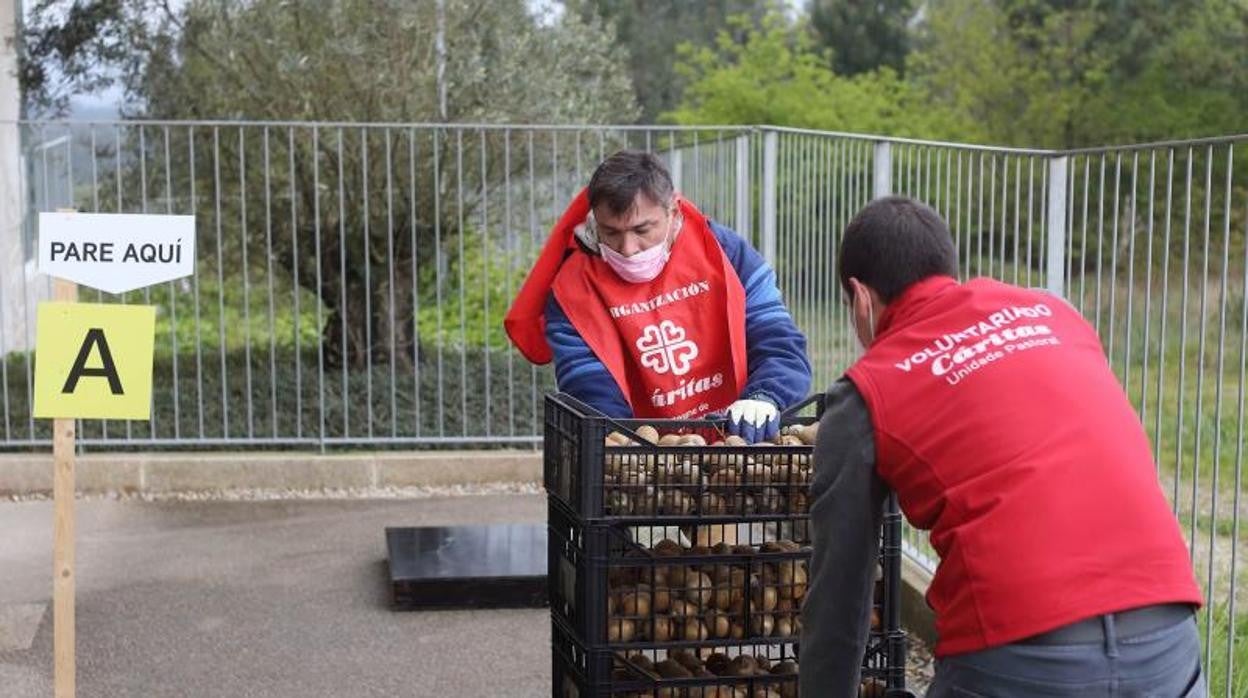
left=34, top=303, right=156, bottom=420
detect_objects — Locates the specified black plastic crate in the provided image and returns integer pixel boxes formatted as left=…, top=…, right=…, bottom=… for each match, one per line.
left=544, top=390, right=906, bottom=694
left=548, top=498, right=907, bottom=690
left=544, top=393, right=823, bottom=523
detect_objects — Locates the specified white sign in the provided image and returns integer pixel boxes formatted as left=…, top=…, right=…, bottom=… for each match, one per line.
left=39, top=212, right=196, bottom=294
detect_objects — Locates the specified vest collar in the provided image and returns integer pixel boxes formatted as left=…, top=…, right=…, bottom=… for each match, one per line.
left=874, top=275, right=959, bottom=341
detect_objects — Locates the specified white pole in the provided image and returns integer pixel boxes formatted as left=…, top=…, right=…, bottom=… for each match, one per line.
left=1046, top=156, right=1070, bottom=297
left=1, top=0, right=26, bottom=354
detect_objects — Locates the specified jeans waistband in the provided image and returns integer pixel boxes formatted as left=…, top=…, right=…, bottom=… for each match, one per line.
left=1019, top=604, right=1194, bottom=646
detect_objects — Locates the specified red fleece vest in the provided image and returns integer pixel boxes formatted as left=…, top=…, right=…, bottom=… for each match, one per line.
left=551, top=206, right=747, bottom=419
left=845, top=276, right=1202, bottom=657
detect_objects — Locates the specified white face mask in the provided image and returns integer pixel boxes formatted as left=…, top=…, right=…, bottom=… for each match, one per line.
left=597, top=211, right=681, bottom=284
left=600, top=230, right=671, bottom=283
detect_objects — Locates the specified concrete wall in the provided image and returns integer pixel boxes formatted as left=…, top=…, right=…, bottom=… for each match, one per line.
left=0, top=450, right=543, bottom=496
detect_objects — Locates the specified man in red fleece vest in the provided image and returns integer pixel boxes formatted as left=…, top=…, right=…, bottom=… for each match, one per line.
left=801, top=197, right=1204, bottom=697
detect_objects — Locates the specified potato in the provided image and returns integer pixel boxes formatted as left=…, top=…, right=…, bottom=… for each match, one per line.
left=737, top=493, right=759, bottom=515
left=682, top=618, right=709, bottom=641
left=652, top=585, right=673, bottom=613
left=770, top=660, right=798, bottom=676
left=792, top=466, right=812, bottom=487
left=756, top=487, right=786, bottom=514
left=775, top=560, right=808, bottom=601
left=668, top=648, right=704, bottom=673
left=658, top=490, right=695, bottom=515
left=750, top=576, right=778, bottom=612
left=723, top=435, right=748, bottom=447
left=653, top=463, right=680, bottom=485
left=607, top=618, right=636, bottom=643
left=704, top=652, right=732, bottom=676
left=788, top=491, right=808, bottom=515
left=678, top=433, right=707, bottom=446
left=671, top=599, right=702, bottom=620
left=774, top=615, right=794, bottom=637
left=639, top=615, right=668, bottom=642
left=859, top=679, right=886, bottom=698
left=698, top=494, right=728, bottom=521
left=658, top=433, right=683, bottom=447
left=665, top=565, right=690, bottom=588
left=635, top=425, right=659, bottom=444
left=705, top=609, right=731, bottom=638
left=750, top=612, right=775, bottom=637
left=617, top=587, right=652, bottom=617
left=655, top=659, right=693, bottom=679
left=673, top=459, right=701, bottom=484
left=742, top=462, right=772, bottom=487
left=628, top=653, right=657, bottom=676
left=713, top=569, right=746, bottom=610
left=607, top=431, right=630, bottom=446
left=708, top=469, right=742, bottom=490
left=685, top=571, right=714, bottom=607
left=795, top=422, right=819, bottom=445
left=724, top=656, right=759, bottom=677
left=605, top=490, right=633, bottom=515
left=654, top=539, right=683, bottom=556
left=777, top=434, right=804, bottom=447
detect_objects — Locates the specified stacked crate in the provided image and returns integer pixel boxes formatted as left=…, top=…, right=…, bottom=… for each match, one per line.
left=544, top=393, right=906, bottom=697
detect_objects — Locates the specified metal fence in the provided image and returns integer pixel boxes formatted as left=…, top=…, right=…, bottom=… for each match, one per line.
left=0, top=121, right=757, bottom=448
left=2, top=120, right=1246, bottom=692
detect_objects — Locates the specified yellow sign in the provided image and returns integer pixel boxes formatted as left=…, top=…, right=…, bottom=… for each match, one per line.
left=34, top=303, right=156, bottom=420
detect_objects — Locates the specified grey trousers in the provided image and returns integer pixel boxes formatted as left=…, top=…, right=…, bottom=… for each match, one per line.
left=926, top=614, right=1206, bottom=697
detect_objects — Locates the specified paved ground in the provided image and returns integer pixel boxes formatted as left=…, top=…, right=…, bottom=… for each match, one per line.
left=0, top=494, right=550, bottom=697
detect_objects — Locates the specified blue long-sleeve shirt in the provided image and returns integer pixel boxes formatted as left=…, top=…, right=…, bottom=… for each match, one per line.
left=544, top=221, right=811, bottom=418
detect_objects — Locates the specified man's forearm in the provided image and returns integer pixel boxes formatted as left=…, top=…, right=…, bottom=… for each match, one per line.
left=800, top=379, right=886, bottom=697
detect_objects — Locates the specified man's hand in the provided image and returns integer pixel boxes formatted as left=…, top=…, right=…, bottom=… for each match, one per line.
left=726, top=398, right=779, bottom=443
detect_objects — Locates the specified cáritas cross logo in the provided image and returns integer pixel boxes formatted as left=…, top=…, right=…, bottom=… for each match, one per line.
left=636, top=320, right=699, bottom=376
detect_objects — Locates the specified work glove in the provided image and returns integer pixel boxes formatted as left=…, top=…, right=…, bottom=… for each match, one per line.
left=726, top=397, right=779, bottom=444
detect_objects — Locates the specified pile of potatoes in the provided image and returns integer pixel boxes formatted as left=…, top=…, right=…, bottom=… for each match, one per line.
left=610, top=649, right=799, bottom=698
left=602, top=424, right=819, bottom=517
left=605, top=539, right=809, bottom=645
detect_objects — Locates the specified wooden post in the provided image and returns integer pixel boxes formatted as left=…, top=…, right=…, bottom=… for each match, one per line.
left=52, top=276, right=77, bottom=698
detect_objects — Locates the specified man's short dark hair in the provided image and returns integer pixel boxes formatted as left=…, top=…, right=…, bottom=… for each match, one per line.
left=588, top=150, right=675, bottom=216
left=839, top=196, right=959, bottom=302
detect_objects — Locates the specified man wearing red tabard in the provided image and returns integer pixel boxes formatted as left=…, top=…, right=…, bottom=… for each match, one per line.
left=802, top=197, right=1204, bottom=697
left=505, top=150, right=811, bottom=442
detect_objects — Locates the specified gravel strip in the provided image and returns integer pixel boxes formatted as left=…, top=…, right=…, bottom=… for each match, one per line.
left=906, top=635, right=936, bottom=694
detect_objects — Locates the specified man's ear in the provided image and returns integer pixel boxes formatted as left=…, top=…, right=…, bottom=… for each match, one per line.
left=847, top=277, right=868, bottom=314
